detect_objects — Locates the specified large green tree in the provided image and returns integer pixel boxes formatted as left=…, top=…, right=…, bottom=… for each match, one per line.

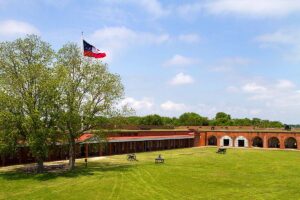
left=0, top=35, right=60, bottom=172
left=139, top=114, right=164, bottom=126
left=55, top=43, right=124, bottom=170
left=0, top=94, right=19, bottom=166
left=178, top=112, right=209, bottom=126
left=212, top=112, right=232, bottom=125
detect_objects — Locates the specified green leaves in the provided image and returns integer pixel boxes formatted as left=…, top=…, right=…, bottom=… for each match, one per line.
left=0, top=35, right=57, bottom=167
left=55, top=43, right=124, bottom=137
left=0, top=36, right=126, bottom=169
left=179, top=112, right=209, bottom=126
left=55, top=43, right=125, bottom=169
left=139, top=114, right=164, bottom=126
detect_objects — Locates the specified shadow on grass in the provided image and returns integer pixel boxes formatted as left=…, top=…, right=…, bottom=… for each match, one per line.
left=0, top=161, right=135, bottom=181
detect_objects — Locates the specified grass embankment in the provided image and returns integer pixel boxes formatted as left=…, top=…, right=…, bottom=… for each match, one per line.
left=0, top=147, right=300, bottom=200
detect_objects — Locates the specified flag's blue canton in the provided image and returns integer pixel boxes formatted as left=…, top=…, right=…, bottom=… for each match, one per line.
left=83, top=40, right=93, bottom=51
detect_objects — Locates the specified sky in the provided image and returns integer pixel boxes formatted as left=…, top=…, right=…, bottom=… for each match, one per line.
left=1, top=0, right=300, bottom=123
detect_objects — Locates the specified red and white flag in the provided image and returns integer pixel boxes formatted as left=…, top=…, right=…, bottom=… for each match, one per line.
left=83, top=40, right=106, bottom=59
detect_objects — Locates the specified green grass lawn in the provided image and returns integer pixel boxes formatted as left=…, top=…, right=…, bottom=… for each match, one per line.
left=1, top=147, right=300, bottom=200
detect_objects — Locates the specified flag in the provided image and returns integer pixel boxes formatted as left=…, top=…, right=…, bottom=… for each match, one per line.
left=83, top=40, right=106, bottom=58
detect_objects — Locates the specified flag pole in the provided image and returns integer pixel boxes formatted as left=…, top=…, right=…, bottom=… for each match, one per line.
left=81, top=31, right=84, bottom=56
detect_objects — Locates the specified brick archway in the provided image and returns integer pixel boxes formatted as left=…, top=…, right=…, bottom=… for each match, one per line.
left=234, top=136, right=248, bottom=147
left=285, top=137, right=297, bottom=149
left=220, top=136, right=233, bottom=147
left=268, top=137, right=280, bottom=148
left=208, top=136, right=217, bottom=146
left=252, top=136, right=263, bottom=147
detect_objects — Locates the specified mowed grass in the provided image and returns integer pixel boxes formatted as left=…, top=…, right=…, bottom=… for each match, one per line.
left=0, top=147, right=300, bottom=200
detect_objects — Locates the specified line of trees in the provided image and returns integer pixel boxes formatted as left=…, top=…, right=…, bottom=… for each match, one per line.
left=117, top=112, right=284, bottom=128
left=0, top=35, right=124, bottom=172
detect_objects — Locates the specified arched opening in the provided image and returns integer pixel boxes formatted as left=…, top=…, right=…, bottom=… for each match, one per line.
left=268, top=137, right=280, bottom=148
left=220, top=136, right=233, bottom=147
left=208, top=136, right=217, bottom=146
left=252, top=137, right=263, bottom=147
left=234, top=136, right=248, bottom=147
left=285, top=137, right=297, bottom=149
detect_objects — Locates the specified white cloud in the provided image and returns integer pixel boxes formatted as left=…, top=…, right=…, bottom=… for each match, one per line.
left=255, top=29, right=300, bottom=45
left=163, top=54, right=198, bottom=67
left=249, top=109, right=261, bottom=115
left=160, top=100, right=187, bottom=111
left=194, top=103, right=262, bottom=119
left=211, top=57, right=251, bottom=72
left=242, top=82, right=267, bottom=93
left=237, top=79, right=300, bottom=109
left=255, top=29, right=300, bottom=61
left=89, top=26, right=170, bottom=61
left=205, top=0, right=300, bottom=18
left=211, top=65, right=232, bottom=72
left=120, top=97, right=154, bottom=111
left=98, top=0, right=171, bottom=20
left=177, top=0, right=300, bottom=19
left=276, top=79, right=295, bottom=90
left=136, top=0, right=170, bottom=18
left=169, top=73, right=194, bottom=85
left=42, top=0, right=70, bottom=8
left=222, top=57, right=251, bottom=65
left=178, top=33, right=201, bottom=43
left=177, top=2, right=203, bottom=19
left=0, top=20, right=39, bottom=36
left=265, top=92, right=300, bottom=108
left=226, top=86, right=239, bottom=93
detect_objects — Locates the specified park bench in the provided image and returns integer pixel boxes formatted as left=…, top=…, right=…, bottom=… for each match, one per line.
left=216, top=148, right=227, bottom=154
left=127, top=153, right=137, bottom=161
left=155, top=155, right=164, bottom=163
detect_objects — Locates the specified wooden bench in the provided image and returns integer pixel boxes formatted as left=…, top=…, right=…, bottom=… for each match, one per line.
left=155, top=157, right=164, bottom=163
left=216, top=148, right=227, bottom=154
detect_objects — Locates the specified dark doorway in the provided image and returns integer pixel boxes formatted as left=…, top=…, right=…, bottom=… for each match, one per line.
left=252, top=137, right=263, bottom=147
left=285, top=137, right=297, bottom=149
left=238, top=140, right=245, bottom=147
left=80, top=145, right=85, bottom=157
left=268, top=137, right=280, bottom=148
left=224, top=139, right=230, bottom=146
left=208, top=136, right=217, bottom=146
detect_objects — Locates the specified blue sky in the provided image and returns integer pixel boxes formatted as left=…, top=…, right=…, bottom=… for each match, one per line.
left=1, top=0, right=300, bottom=123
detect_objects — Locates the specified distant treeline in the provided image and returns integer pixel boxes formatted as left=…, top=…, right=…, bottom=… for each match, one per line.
left=98, top=112, right=284, bottom=128
left=290, top=125, right=300, bottom=128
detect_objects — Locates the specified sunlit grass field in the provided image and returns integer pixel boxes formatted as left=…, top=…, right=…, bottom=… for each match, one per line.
left=1, top=147, right=300, bottom=200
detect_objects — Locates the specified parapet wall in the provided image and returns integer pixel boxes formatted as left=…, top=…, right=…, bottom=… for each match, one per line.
left=196, top=130, right=300, bottom=150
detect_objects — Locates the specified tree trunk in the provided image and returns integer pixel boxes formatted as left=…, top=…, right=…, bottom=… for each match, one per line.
left=68, top=135, right=76, bottom=170
left=1, top=154, right=5, bottom=167
left=36, top=158, right=44, bottom=173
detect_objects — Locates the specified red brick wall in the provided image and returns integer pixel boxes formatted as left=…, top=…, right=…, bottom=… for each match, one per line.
left=201, top=131, right=300, bottom=149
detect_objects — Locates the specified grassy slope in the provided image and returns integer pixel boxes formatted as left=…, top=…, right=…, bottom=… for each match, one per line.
left=0, top=147, right=300, bottom=200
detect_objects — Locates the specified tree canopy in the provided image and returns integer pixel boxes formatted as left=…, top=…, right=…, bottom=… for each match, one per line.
left=117, top=112, right=284, bottom=128
left=178, top=112, right=209, bottom=126
left=0, top=35, right=60, bottom=172
left=55, top=43, right=124, bottom=169
left=0, top=36, right=125, bottom=171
